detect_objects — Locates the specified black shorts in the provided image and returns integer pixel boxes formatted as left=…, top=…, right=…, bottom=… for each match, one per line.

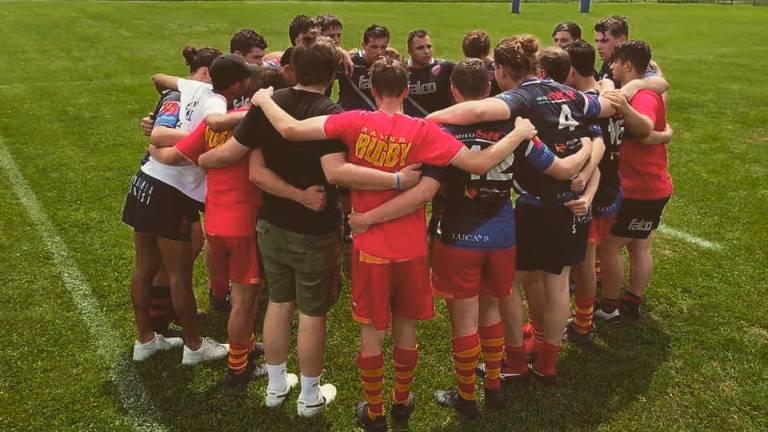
left=515, top=202, right=591, bottom=275
left=122, top=170, right=202, bottom=241
left=610, top=197, right=669, bottom=239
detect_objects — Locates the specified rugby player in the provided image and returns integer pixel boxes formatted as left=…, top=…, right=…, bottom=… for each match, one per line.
left=250, top=57, right=537, bottom=431
left=598, top=40, right=673, bottom=320
left=337, top=24, right=390, bottom=111
left=537, top=46, right=572, bottom=84
left=462, top=30, right=501, bottom=96
left=230, top=28, right=268, bottom=65
left=428, top=35, right=612, bottom=384
left=124, top=47, right=230, bottom=364
left=317, top=13, right=343, bottom=46
left=197, top=37, right=421, bottom=417
left=405, top=59, right=592, bottom=416
left=552, top=21, right=582, bottom=48
left=403, top=29, right=454, bottom=117
left=148, top=54, right=265, bottom=384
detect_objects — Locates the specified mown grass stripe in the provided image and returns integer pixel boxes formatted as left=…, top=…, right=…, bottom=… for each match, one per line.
left=0, top=136, right=166, bottom=432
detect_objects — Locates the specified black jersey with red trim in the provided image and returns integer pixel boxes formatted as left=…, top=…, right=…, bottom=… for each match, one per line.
left=438, top=121, right=555, bottom=249
left=404, top=59, right=454, bottom=117
left=337, top=51, right=376, bottom=111
left=495, top=78, right=602, bottom=206
left=584, top=89, right=625, bottom=214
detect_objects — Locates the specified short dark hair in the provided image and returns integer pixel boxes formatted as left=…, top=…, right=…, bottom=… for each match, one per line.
left=537, top=47, right=571, bottom=84
left=407, top=29, right=429, bottom=49
left=289, top=15, right=316, bottom=46
left=209, top=54, right=251, bottom=92
left=370, top=58, right=408, bottom=98
left=292, top=36, right=339, bottom=86
left=563, top=39, right=596, bottom=78
left=230, top=29, right=267, bottom=54
left=182, top=46, right=222, bottom=73
left=462, top=30, right=491, bottom=58
left=594, top=15, right=628, bottom=39
left=280, top=47, right=295, bottom=67
left=363, top=24, right=390, bottom=44
left=247, top=65, right=287, bottom=97
left=450, top=58, right=489, bottom=99
left=316, top=13, right=342, bottom=32
left=494, top=35, right=539, bottom=81
left=552, top=21, right=582, bottom=40
left=612, top=40, right=652, bottom=74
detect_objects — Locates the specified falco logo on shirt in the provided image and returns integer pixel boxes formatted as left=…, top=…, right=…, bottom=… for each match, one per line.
left=408, top=80, right=437, bottom=95
left=358, top=74, right=372, bottom=90
left=354, top=128, right=412, bottom=168
left=628, top=219, right=653, bottom=231
left=204, top=127, right=233, bottom=149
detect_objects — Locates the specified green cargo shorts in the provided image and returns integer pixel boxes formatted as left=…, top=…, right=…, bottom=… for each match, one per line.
left=256, top=219, right=342, bottom=316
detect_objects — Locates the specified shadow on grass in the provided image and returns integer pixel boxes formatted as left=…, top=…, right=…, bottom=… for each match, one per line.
left=428, top=314, right=671, bottom=431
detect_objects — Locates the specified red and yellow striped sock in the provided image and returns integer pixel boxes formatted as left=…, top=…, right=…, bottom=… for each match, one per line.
left=451, top=334, right=480, bottom=400
left=479, top=322, right=504, bottom=390
left=532, top=341, right=560, bottom=377
left=228, top=341, right=250, bottom=375
left=357, top=353, right=385, bottom=419
left=573, top=296, right=595, bottom=335
left=392, top=346, right=418, bottom=405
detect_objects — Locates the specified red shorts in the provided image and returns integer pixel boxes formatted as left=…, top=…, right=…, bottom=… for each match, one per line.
left=589, top=214, right=616, bottom=245
left=431, top=239, right=516, bottom=300
left=351, top=248, right=433, bottom=331
left=206, top=235, right=262, bottom=286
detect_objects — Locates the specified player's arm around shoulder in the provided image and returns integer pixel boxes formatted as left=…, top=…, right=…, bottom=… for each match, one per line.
left=427, top=97, right=510, bottom=126
left=198, top=135, right=250, bottom=169
left=206, top=111, right=247, bottom=133
left=250, top=87, right=330, bottom=141
left=449, top=117, right=537, bottom=175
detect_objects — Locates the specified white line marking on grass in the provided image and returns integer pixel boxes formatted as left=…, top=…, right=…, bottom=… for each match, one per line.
left=657, top=224, right=722, bottom=251
left=0, top=137, right=166, bottom=432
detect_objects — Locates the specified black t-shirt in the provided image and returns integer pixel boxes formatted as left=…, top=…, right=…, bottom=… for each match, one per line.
left=404, top=59, right=455, bottom=117
left=233, top=88, right=346, bottom=235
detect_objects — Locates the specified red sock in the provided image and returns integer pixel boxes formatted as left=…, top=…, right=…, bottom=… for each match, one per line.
left=533, top=341, right=560, bottom=377
left=574, top=296, right=595, bottom=334
left=522, top=322, right=533, bottom=339
left=621, top=291, right=644, bottom=305
left=392, top=346, right=418, bottom=405
left=357, top=353, right=385, bottom=419
left=228, top=341, right=250, bottom=375
left=504, top=344, right=528, bottom=375
left=523, top=331, right=541, bottom=357
left=452, top=334, right=480, bottom=400
left=479, top=322, right=504, bottom=390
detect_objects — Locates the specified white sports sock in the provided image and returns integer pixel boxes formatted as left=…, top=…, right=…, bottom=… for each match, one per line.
left=299, top=374, right=320, bottom=402
left=267, top=362, right=287, bottom=391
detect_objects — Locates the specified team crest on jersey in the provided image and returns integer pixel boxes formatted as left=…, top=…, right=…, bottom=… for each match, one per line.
left=159, top=101, right=180, bottom=116
left=431, top=64, right=441, bottom=76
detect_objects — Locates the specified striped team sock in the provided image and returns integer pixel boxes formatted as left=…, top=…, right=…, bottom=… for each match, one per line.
left=478, top=323, right=504, bottom=390
left=392, top=346, right=418, bottom=405
left=573, top=296, right=595, bottom=335
left=228, top=341, right=251, bottom=375
left=357, top=353, right=385, bottom=419
left=451, top=334, right=480, bottom=400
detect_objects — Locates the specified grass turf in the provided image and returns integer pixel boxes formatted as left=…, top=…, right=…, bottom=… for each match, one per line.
left=0, top=1, right=767, bottom=431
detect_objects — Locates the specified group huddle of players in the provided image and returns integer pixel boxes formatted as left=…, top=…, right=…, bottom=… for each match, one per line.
left=123, top=12, right=673, bottom=431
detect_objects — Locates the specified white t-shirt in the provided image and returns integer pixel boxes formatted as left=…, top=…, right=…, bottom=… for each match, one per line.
left=141, top=78, right=227, bottom=203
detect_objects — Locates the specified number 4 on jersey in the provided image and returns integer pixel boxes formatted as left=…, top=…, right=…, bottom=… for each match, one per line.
left=558, top=105, right=579, bottom=131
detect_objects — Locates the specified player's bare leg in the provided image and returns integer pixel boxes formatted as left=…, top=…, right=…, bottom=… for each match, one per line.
left=623, top=234, right=655, bottom=318
left=597, top=235, right=630, bottom=321
left=569, top=243, right=597, bottom=343
left=131, top=232, right=163, bottom=343
left=156, top=237, right=200, bottom=347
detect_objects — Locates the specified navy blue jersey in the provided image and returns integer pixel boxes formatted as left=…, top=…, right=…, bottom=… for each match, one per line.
left=495, top=78, right=601, bottom=206
left=337, top=51, right=376, bottom=111
left=584, top=89, right=624, bottom=215
left=139, top=90, right=181, bottom=165
left=438, top=121, right=555, bottom=249
left=404, top=59, right=454, bottom=117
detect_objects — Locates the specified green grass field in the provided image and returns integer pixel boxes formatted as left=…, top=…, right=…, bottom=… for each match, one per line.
left=1, top=1, right=767, bottom=431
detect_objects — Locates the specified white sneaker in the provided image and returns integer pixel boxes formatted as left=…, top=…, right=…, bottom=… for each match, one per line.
left=181, top=337, right=228, bottom=366
left=133, top=333, right=183, bottom=361
left=265, top=373, right=298, bottom=408
left=594, top=307, right=621, bottom=322
left=297, top=383, right=337, bottom=417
